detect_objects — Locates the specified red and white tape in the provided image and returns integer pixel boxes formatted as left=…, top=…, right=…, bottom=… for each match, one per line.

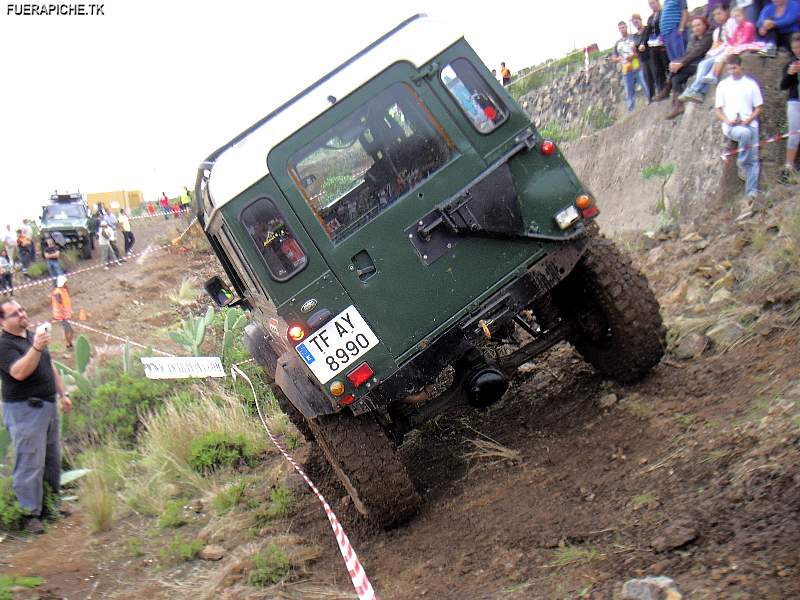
left=129, top=207, right=192, bottom=221
left=1, top=218, right=197, bottom=296
left=230, top=365, right=377, bottom=600
left=720, top=128, right=800, bottom=161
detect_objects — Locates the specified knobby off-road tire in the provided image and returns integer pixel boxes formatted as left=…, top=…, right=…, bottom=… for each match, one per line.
left=560, top=234, right=665, bottom=382
left=308, top=412, right=421, bottom=528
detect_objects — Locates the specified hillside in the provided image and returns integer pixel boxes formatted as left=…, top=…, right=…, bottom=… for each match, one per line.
left=1, top=57, right=799, bottom=600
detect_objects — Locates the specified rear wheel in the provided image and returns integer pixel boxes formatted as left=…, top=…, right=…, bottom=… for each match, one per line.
left=556, top=235, right=665, bottom=382
left=308, top=412, right=421, bottom=528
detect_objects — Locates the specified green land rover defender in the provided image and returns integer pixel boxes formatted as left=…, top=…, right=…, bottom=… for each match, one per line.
left=197, top=15, right=665, bottom=527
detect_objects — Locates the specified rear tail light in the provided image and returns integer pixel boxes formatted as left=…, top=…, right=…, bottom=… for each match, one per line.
left=287, top=324, right=306, bottom=343
left=581, top=205, right=600, bottom=219
left=540, top=140, right=555, bottom=156
left=346, top=362, right=374, bottom=387
left=339, top=394, right=356, bottom=406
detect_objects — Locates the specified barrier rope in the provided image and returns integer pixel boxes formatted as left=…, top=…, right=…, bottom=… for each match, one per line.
left=720, top=128, right=800, bottom=161
left=65, top=319, right=176, bottom=357
left=129, top=207, right=192, bottom=221
left=231, top=364, right=377, bottom=600
left=1, top=217, right=198, bottom=295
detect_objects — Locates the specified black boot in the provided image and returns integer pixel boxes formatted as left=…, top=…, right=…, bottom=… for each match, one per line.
left=666, top=92, right=684, bottom=120
left=653, top=80, right=671, bottom=102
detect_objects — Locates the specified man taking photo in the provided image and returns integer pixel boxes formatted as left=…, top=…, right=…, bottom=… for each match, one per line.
left=0, top=300, right=71, bottom=534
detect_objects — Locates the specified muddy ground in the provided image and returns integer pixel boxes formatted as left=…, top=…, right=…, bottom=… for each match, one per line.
left=1, top=200, right=799, bottom=600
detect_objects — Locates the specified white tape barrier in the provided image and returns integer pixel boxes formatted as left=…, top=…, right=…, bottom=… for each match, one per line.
left=65, top=319, right=175, bottom=356
left=231, top=365, right=377, bottom=600
left=1, top=218, right=198, bottom=296
left=129, top=207, right=192, bottom=221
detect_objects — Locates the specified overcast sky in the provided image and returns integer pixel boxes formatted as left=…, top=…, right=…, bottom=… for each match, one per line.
left=0, top=0, right=704, bottom=228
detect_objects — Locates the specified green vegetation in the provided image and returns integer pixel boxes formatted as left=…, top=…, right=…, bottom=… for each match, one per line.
left=507, top=48, right=609, bottom=100
left=548, top=544, right=604, bottom=567
left=169, top=307, right=214, bottom=355
left=247, top=543, right=291, bottom=586
left=159, top=534, right=203, bottom=563
left=0, top=477, right=26, bottom=531
left=26, top=262, right=48, bottom=278
left=213, top=480, right=247, bottom=514
left=189, top=431, right=256, bottom=474
left=0, top=575, right=43, bottom=600
left=157, top=498, right=189, bottom=529
left=642, top=163, right=675, bottom=214
left=266, top=486, right=296, bottom=519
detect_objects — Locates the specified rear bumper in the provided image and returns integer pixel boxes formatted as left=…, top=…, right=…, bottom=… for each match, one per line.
left=365, top=239, right=587, bottom=410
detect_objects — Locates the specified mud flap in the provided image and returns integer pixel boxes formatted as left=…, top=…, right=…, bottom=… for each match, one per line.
left=274, top=353, right=338, bottom=419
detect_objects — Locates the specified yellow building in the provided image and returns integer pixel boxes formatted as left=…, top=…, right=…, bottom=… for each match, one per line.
left=87, top=190, right=145, bottom=214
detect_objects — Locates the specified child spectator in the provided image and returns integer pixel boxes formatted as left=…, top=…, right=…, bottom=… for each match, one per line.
left=50, top=275, right=74, bottom=350
left=757, top=0, right=800, bottom=56
left=715, top=54, right=763, bottom=212
left=666, top=16, right=713, bottom=118
left=678, top=6, right=736, bottom=103
left=612, top=20, right=650, bottom=111
left=779, top=32, right=800, bottom=177
left=642, top=0, right=671, bottom=100
left=500, top=62, right=511, bottom=86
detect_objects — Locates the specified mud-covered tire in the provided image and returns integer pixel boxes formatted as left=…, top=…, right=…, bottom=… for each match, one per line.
left=558, top=234, right=665, bottom=382
left=80, top=240, right=92, bottom=260
left=308, top=412, right=421, bottom=528
left=272, top=385, right=314, bottom=441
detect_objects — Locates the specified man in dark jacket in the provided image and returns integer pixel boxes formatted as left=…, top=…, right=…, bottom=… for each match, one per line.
left=666, top=15, right=714, bottom=119
left=0, top=300, right=72, bottom=533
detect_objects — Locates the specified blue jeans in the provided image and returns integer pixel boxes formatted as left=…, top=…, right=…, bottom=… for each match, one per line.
left=688, top=56, right=717, bottom=95
left=46, top=259, right=63, bottom=278
left=725, top=124, right=760, bottom=196
left=663, top=29, right=686, bottom=62
left=622, top=69, right=650, bottom=112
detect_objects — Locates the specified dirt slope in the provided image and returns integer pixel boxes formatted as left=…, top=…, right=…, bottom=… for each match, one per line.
left=2, top=194, right=799, bottom=600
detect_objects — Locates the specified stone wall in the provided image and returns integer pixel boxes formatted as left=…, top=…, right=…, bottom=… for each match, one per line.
left=518, top=55, right=786, bottom=234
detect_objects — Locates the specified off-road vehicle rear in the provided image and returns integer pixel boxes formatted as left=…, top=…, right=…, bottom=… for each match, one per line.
left=197, top=15, right=665, bottom=527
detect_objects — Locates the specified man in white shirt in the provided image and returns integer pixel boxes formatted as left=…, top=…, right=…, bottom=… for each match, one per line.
left=3, top=225, right=16, bottom=263
left=715, top=54, right=763, bottom=207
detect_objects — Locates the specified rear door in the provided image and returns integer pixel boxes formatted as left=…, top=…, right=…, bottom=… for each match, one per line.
left=268, top=62, right=537, bottom=358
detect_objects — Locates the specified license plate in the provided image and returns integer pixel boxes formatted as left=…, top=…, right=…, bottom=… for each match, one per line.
left=295, top=306, right=379, bottom=384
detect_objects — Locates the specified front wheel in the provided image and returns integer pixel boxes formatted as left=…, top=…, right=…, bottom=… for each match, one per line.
left=555, top=235, right=665, bottom=382
left=308, top=412, right=421, bottom=528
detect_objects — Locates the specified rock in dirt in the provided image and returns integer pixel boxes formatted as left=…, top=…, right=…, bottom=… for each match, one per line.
left=599, top=393, right=618, bottom=408
left=673, top=332, right=708, bottom=360
left=651, top=519, right=698, bottom=552
left=200, top=544, right=226, bottom=561
left=705, top=321, right=746, bottom=349
left=621, top=576, right=683, bottom=600
left=708, top=288, right=733, bottom=305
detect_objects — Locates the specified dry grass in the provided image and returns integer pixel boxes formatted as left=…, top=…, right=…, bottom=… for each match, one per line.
left=463, top=437, right=522, bottom=465
left=546, top=544, right=604, bottom=568
left=126, top=385, right=269, bottom=514
left=168, top=278, right=200, bottom=306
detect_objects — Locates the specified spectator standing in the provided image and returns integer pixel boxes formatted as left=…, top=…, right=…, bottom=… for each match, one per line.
left=180, top=186, right=192, bottom=212
left=0, top=299, right=72, bottom=534
left=660, top=0, right=690, bottom=61
left=16, top=230, right=32, bottom=273
left=159, top=192, right=170, bottom=220
left=50, top=276, right=74, bottom=350
left=500, top=62, right=511, bottom=86
left=118, top=209, right=135, bottom=255
left=21, top=220, right=36, bottom=262
left=779, top=32, right=800, bottom=176
left=0, top=249, right=13, bottom=295
left=715, top=54, right=763, bottom=211
left=757, top=0, right=800, bottom=56
left=666, top=16, right=713, bottom=119
left=632, top=13, right=655, bottom=101
left=42, top=238, right=64, bottom=279
left=679, top=6, right=737, bottom=103
left=146, top=201, right=156, bottom=216
left=98, top=220, right=115, bottom=269
left=613, top=21, right=651, bottom=112
left=3, top=225, right=16, bottom=265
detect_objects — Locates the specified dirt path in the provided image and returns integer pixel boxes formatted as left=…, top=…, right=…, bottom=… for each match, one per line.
left=2, top=210, right=799, bottom=600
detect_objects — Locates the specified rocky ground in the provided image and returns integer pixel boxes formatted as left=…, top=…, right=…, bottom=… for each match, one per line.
left=0, top=181, right=798, bottom=600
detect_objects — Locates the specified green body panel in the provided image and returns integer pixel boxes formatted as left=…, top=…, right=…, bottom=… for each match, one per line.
left=264, top=44, right=586, bottom=359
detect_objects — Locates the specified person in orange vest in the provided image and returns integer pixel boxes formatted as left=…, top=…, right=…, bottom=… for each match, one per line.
left=500, top=62, right=511, bottom=86
left=51, top=275, right=74, bottom=350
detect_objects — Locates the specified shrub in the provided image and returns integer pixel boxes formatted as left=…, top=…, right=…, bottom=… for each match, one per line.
left=76, top=445, right=133, bottom=532
left=159, top=534, right=203, bottom=563
left=64, top=374, right=171, bottom=445
left=26, top=262, right=48, bottom=278
left=267, top=486, right=296, bottom=520
left=212, top=480, right=246, bottom=514
left=157, top=498, right=189, bottom=529
left=0, top=575, right=43, bottom=600
left=0, top=477, right=25, bottom=531
left=189, top=431, right=255, bottom=474
left=247, top=543, right=290, bottom=586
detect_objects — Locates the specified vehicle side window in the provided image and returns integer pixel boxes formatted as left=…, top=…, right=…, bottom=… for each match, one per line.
left=240, top=198, right=307, bottom=281
left=440, top=58, right=508, bottom=134
left=288, top=82, right=456, bottom=244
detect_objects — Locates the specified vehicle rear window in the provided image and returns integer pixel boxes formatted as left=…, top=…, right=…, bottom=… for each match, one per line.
left=440, top=58, right=507, bottom=134
left=289, top=82, right=455, bottom=244
left=240, top=198, right=307, bottom=281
